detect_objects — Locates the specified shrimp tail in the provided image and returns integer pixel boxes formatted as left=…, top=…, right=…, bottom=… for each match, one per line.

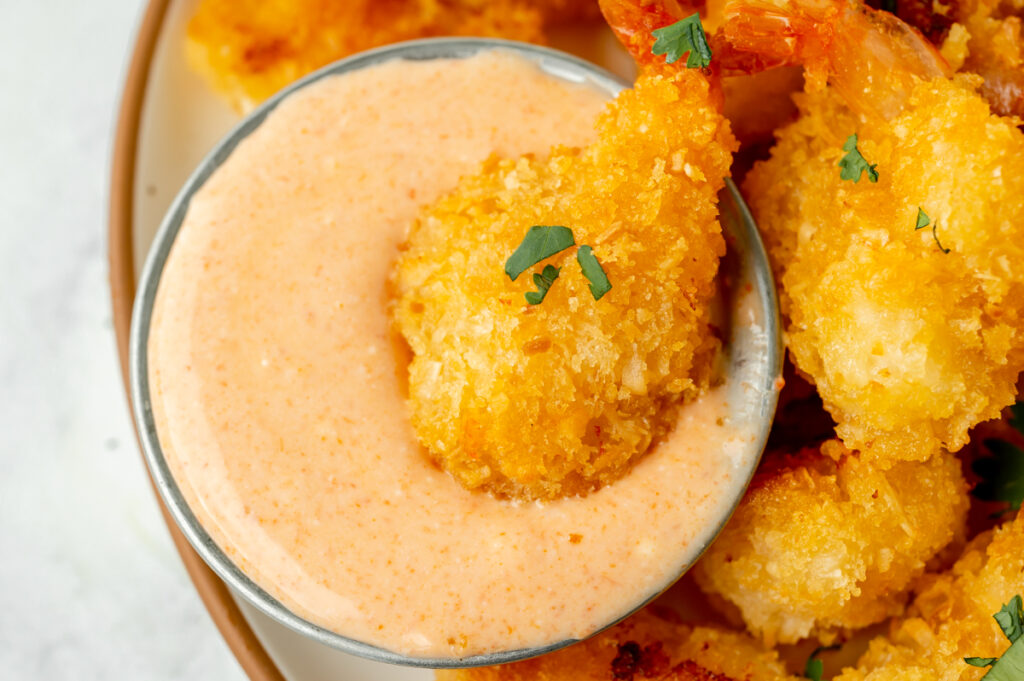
left=598, top=0, right=692, bottom=71
left=717, top=0, right=950, bottom=118
left=598, top=0, right=727, bottom=110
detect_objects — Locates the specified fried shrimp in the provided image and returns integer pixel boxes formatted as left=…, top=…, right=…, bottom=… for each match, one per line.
left=834, top=513, right=1024, bottom=681
left=892, top=0, right=1024, bottom=118
left=187, top=0, right=601, bottom=112
left=435, top=606, right=797, bottom=681
left=393, top=1, right=735, bottom=500
left=719, top=0, right=1024, bottom=463
left=694, top=441, right=969, bottom=645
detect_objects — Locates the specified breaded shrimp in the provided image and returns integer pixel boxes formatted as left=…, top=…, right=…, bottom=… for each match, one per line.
left=435, top=606, right=798, bottom=681
left=721, top=0, right=1024, bottom=463
left=888, top=0, right=1024, bottom=117
left=187, top=0, right=602, bottom=112
left=835, top=513, right=1024, bottom=681
left=694, top=441, right=969, bottom=645
left=393, top=1, right=735, bottom=499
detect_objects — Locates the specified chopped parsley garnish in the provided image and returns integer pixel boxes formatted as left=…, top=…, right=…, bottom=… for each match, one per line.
left=964, top=595, right=1024, bottom=679
left=914, top=207, right=951, bottom=254
left=525, top=265, right=560, bottom=305
left=505, top=225, right=575, bottom=281
left=804, top=645, right=840, bottom=681
left=651, top=14, right=713, bottom=68
left=506, top=227, right=612, bottom=305
left=838, top=134, right=879, bottom=183
left=577, top=245, right=612, bottom=300
left=915, top=207, right=930, bottom=231
left=972, top=402, right=1024, bottom=515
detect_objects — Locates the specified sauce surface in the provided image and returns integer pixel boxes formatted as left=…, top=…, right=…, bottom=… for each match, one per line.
left=148, top=51, right=756, bottom=658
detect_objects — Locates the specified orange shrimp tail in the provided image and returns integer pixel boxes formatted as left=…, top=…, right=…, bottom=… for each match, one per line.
left=599, top=0, right=689, bottom=70
left=598, top=0, right=725, bottom=110
left=717, top=0, right=841, bottom=88
left=718, top=0, right=950, bottom=119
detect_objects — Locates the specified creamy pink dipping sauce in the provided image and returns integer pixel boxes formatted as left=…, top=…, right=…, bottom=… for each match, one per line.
left=149, top=51, right=755, bottom=659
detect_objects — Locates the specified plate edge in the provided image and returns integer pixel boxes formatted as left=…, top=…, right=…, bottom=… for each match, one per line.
left=107, top=1, right=287, bottom=680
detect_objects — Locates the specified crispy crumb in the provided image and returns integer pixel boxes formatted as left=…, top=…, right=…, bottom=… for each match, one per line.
left=695, top=441, right=969, bottom=644
left=434, top=607, right=796, bottom=681
left=186, top=0, right=602, bottom=112
left=393, top=71, right=736, bottom=500
left=745, top=76, right=1024, bottom=463
left=836, top=513, right=1024, bottom=681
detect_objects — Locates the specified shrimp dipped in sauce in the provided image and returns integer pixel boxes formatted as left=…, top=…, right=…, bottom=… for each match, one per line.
left=721, top=0, right=1024, bottom=465
left=392, top=1, right=737, bottom=501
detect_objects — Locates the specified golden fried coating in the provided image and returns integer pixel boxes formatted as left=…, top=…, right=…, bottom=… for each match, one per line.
left=949, top=0, right=1024, bottom=118
left=744, top=76, right=1024, bottom=463
left=835, top=513, right=1024, bottom=681
left=694, top=441, right=969, bottom=645
left=187, top=0, right=602, bottom=112
left=435, top=606, right=797, bottom=681
left=392, top=71, right=735, bottom=500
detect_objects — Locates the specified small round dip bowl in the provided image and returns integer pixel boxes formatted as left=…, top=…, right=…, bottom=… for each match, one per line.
left=130, top=37, right=782, bottom=668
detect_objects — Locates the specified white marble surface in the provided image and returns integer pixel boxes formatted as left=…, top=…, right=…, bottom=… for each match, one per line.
left=0, top=3, right=245, bottom=679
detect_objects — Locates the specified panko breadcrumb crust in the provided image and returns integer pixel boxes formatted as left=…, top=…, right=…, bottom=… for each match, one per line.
left=744, top=75, right=1024, bottom=464
left=836, top=513, right=1024, bottom=681
left=186, top=0, right=601, bottom=112
left=435, top=606, right=797, bottom=681
left=695, top=441, right=969, bottom=645
left=392, top=71, right=736, bottom=500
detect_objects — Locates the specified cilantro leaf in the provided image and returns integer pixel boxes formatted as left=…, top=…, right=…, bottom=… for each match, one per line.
left=804, top=645, right=839, bottom=681
left=972, top=438, right=1024, bottom=513
left=913, top=207, right=950, bottom=254
left=915, top=207, right=931, bottom=231
left=651, top=14, right=713, bottom=68
left=964, top=595, right=1024, bottom=678
left=977, top=638, right=1024, bottom=680
left=525, top=265, right=560, bottom=305
left=505, top=226, right=575, bottom=281
left=838, top=134, right=879, bottom=183
left=577, top=245, right=611, bottom=301
left=995, top=596, right=1024, bottom=644
left=805, top=657, right=825, bottom=681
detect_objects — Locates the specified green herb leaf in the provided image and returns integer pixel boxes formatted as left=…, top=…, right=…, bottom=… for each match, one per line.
left=804, top=645, right=839, bottom=681
left=525, top=265, right=560, bottom=305
left=505, top=226, right=575, bottom=281
left=995, top=596, right=1024, bottom=643
left=914, top=207, right=951, bottom=254
left=577, top=245, right=612, bottom=301
left=651, top=14, right=713, bottom=68
left=915, top=207, right=931, bottom=231
left=804, top=657, right=825, bottom=681
left=978, top=638, right=1024, bottom=680
left=838, top=134, right=879, bottom=183
left=964, top=596, right=1024, bottom=677
left=972, top=438, right=1024, bottom=513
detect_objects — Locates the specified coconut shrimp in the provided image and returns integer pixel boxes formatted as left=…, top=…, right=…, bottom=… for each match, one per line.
left=875, top=0, right=1024, bottom=118
left=835, top=513, right=1024, bottom=681
left=435, top=606, right=798, bottom=681
left=694, top=440, right=969, bottom=645
left=187, top=0, right=603, bottom=112
left=723, top=0, right=1024, bottom=464
left=392, top=1, right=736, bottom=500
